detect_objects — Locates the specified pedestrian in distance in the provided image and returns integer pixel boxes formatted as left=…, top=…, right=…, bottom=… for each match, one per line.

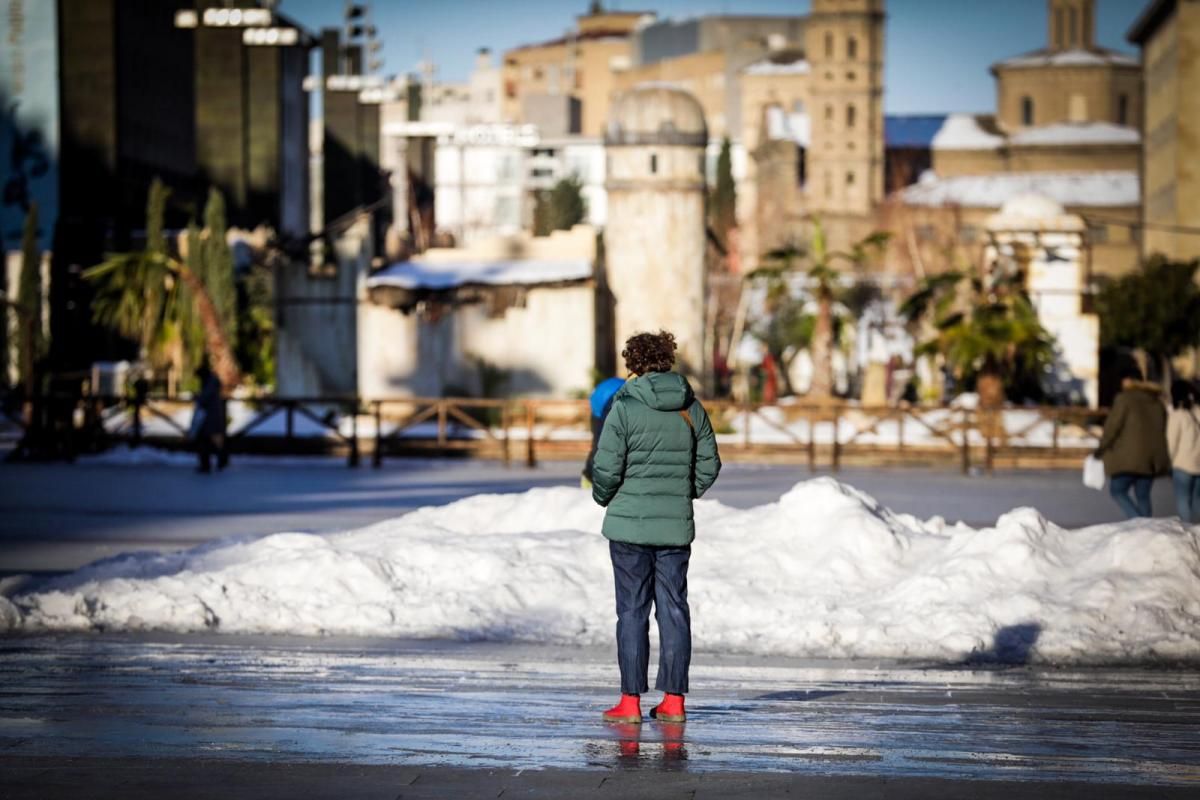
left=1095, top=367, right=1170, bottom=518
left=591, top=330, right=721, bottom=725
left=1166, top=379, right=1200, bottom=523
left=189, top=363, right=228, bottom=474
left=581, top=375, right=625, bottom=489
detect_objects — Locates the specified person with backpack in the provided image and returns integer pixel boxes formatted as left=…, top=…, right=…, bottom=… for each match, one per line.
left=1167, top=379, right=1200, bottom=523
left=581, top=376, right=625, bottom=488
left=590, top=330, right=721, bottom=725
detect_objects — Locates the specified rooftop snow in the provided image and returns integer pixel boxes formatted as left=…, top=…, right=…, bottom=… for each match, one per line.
left=744, top=58, right=811, bottom=76
left=994, top=47, right=1138, bottom=69
left=931, top=114, right=1005, bottom=150
left=367, top=259, right=593, bottom=291
left=899, top=170, right=1139, bottom=209
left=1010, top=122, right=1140, bottom=146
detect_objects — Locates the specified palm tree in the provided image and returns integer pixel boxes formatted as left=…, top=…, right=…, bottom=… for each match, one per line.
left=761, top=220, right=889, bottom=400
left=85, top=180, right=242, bottom=390
left=900, top=265, right=1055, bottom=408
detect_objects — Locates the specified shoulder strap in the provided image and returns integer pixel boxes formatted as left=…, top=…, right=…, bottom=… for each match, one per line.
left=678, top=409, right=694, bottom=431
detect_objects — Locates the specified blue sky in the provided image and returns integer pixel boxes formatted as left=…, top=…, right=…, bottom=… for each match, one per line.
left=279, top=0, right=1148, bottom=114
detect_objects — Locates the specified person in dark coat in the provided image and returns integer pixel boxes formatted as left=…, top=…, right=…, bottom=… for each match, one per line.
left=1095, top=368, right=1170, bottom=518
left=591, top=331, right=721, bottom=725
left=191, top=364, right=228, bottom=473
left=582, top=376, right=625, bottom=488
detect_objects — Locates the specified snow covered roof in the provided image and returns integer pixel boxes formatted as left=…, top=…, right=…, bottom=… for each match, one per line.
left=993, top=47, right=1138, bottom=69
left=885, top=115, right=949, bottom=148
left=931, top=114, right=1005, bottom=150
left=744, top=58, right=810, bottom=76
left=366, top=259, right=593, bottom=291
left=1009, top=122, right=1139, bottom=146
left=899, top=170, right=1138, bottom=209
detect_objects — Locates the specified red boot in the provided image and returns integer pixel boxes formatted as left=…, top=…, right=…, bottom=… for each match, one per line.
left=650, top=693, right=686, bottom=723
left=602, top=693, right=642, bottom=723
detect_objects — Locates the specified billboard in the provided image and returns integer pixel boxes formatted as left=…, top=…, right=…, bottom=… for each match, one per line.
left=1, top=0, right=58, bottom=253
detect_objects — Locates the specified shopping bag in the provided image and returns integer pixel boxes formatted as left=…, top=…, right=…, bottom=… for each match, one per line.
left=188, top=408, right=207, bottom=440
left=1082, top=454, right=1105, bottom=491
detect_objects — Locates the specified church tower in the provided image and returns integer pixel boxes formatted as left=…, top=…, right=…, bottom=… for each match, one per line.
left=1048, top=0, right=1096, bottom=50
left=804, top=0, right=885, bottom=222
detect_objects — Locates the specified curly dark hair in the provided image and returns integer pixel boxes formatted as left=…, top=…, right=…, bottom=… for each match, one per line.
left=622, top=330, right=677, bottom=375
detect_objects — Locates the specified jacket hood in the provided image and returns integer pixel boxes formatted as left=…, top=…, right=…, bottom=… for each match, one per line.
left=1125, top=380, right=1165, bottom=396
left=622, top=372, right=694, bottom=412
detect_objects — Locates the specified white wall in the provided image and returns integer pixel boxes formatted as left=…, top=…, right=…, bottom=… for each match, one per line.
left=359, top=284, right=596, bottom=399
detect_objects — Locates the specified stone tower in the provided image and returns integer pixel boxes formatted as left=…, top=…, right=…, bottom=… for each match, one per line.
left=604, top=86, right=708, bottom=380
left=1048, top=0, right=1096, bottom=50
left=804, top=0, right=886, bottom=220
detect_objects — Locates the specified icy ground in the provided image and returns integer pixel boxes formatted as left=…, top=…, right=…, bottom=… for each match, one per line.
left=1, top=635, right=1197, bottom=788
left=2, top=461, right=1197, bottom=663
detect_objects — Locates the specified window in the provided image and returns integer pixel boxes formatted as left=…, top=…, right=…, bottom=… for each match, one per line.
left=847, top=36, right=858, bottom=60
left=1088, top=222, right=1108, bottom=245
left=846, top=170, right=855, bottom=186
left=846, top=103, right=856, bottom=128
left=1021, top=96, right=1034, bottom=126
left=824, top=32, right=833, bottom=58
left=1117, top=93, right=1129, bottom=125
left=649, top=153, right=658, bottom=174
left=825, top=103, right=833, bottom=122
left=796, top=145, right=807, bottom=186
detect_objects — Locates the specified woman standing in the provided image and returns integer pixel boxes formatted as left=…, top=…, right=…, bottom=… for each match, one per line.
left=1095, top=368, right=1170, bottom=518
left=591, top=331, right=721, bottom=724
left=1167, top=380, right=1200, bottom=523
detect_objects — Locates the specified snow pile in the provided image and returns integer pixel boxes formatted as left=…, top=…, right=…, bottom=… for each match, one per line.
left=4, top=480, right=1199, bottom=663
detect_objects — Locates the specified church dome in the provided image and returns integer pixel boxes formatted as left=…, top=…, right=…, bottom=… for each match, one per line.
left=605, top=84, right=707, bottom=146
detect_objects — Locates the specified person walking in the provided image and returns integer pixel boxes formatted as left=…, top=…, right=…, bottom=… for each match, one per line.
left=591, top=330, right=721, bottom=725
left=581, top=376, right=625, bottom=489
left=1095, top=368, right=1170, bottom=518
left=190, top=364, right=228, bottom=474
left=1166, top=380, right=1200, bottom=523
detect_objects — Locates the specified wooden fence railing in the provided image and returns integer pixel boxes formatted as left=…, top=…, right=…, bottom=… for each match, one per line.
left=3, top=391, right=1109, bottom=473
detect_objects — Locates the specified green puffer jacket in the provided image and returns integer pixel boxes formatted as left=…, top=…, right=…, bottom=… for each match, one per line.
left=591, top=372, right=721, bottom=546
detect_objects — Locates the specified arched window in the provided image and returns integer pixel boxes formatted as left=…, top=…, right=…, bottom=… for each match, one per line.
left=824, top=32, right=833, bottom=58
left=825, top=103, right=834, bottom=123
left=847, top=36, right=858, bottom=60
left=1117, top=93, right=1129, bottom=125
left=846, top=103, right=856, bottom=128
left=846, top=170, right=856, bottom=186
left=1021, top=96, right=1034, bottom=126
left=649, top=153, right=658, bottom=174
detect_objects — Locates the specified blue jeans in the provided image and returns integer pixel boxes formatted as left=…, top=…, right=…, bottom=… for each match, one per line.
left=1109, top=473, right=1153, bottom=519
left=1173, top=468, right=1200, bottom=523
left=609, top=540, right=691, bottom=695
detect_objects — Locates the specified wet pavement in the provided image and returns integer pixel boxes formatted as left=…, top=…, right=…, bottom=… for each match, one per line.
left=1, top=634, right=1197, bottom=797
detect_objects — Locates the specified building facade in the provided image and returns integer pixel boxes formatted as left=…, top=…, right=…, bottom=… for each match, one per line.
left=1128, top=0, right=1200, bottom=260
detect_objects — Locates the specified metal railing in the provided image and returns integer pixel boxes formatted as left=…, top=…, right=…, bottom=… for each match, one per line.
left=3, top=390, right=1108, bottom=472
